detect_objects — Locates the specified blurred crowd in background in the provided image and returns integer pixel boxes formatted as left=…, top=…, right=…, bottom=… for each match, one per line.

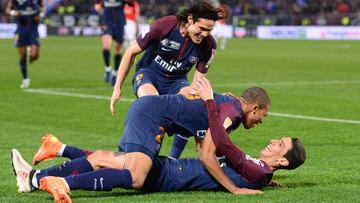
left=1, top=0, right=359, bottom=25
left=1, top=0, right=359, bottom=17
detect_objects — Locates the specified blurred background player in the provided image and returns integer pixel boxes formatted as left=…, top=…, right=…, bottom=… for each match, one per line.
left=123, top=0, right=139, bottom=50
left=6, top=0, right=45, bottom=88
left=94, top=0, right=127, bottom=85
left=209, top=0, right=227, bottom=50
left=110, top=0, right=230, bottom=159
left=212, top=17, right=227, bottom=51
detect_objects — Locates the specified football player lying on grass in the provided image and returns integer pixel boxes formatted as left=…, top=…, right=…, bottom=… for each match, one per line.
left=12, top=79, right=305, bottom=202
left=12, top=133, right=305, bottom=203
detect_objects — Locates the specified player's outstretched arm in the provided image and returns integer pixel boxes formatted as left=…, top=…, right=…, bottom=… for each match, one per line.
left=110, top=42, right=143, bottom=116
left=191, top=70, right=206, bottom=90
left=200, top=131, right=262, bottom=195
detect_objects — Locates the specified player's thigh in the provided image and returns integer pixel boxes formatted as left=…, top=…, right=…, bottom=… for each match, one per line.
left=29, top=27, right=40, bottom=45
left=137, top=83, right=159, bottom=97
left=124, top=152, right=153, bottom=189
left=114, top=41, right=122, bottom=53
left=169, top=79, right=190, bottom=94
left=102, top=34, right=112, bottom=49
left=16, top=28, right=28, bottom=49
left=133, top=70, right=159, bottom=97
left=114, top=24, right=124, bottom=45
left=30, top=45, right=40, bottom=57
left=87, top=150, right=124, bottom=170
left=18, top=46, right=26, bottom=56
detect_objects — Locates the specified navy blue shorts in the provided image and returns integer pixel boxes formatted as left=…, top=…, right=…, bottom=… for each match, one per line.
left=132, top=69, right=190, bottom=97
left=118, top=96, right=167, bottom=160
left=102, top=23, right=124, bottom=44
left=16, top=24, right=40, bottom=48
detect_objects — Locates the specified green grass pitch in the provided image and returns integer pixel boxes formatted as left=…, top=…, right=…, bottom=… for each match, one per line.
left=1, top=37, right=360, bottom=202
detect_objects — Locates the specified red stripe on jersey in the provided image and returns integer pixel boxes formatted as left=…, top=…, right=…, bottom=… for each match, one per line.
left=177, top=38, right=188, bottom=61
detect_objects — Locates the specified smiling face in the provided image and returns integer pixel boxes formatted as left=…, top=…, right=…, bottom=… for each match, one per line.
left=260, top=137, right=293, bottom=159
left=242, top=105, right=269, bottom=129
left=186, top=17, right=215, bottom=44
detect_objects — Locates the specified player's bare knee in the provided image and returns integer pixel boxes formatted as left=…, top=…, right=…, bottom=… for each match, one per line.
left=31, top=54, right=39, bottom=61
left=87, top=150, right=112, bottom=169
left=130, top=173, right=145, bottom=189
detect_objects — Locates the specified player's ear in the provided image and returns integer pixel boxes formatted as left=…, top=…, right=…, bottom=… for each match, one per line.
left=277, top=157, right=289, bottom=167
left=188, top=14, right=194, bottom=24
left=252, top=104, right=259, bottom=114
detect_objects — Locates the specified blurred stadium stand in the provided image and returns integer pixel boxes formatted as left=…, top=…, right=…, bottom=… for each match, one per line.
left=1, top=0, right=359, bottom=38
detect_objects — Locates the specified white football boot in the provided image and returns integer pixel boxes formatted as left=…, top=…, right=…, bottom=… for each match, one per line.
left=11, top=149, right=33, bottom=192
left=20, top=78, right=30, bottom=89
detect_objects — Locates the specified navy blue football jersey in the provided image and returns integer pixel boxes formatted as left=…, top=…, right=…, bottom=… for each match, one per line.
left=136, top=16, right=217, bottom=78
left=142, top=156, right=265, bottom=192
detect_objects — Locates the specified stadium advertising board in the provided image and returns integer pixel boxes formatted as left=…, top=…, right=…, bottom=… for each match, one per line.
left=257, top=26, right=306, bottom=39
left=47, top=14, right=102, bottom=36
left=0, top=23, right=47, bottom=38
left=306, top=26, right=360, bottom=40
left=257, top=26, right=360, bottom=40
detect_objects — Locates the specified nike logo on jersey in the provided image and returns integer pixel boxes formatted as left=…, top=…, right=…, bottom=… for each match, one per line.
left=161, top=47, right=172, bottom=51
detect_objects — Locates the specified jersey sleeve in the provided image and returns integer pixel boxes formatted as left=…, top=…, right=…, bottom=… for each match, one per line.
left=217, top=102, right=242, bottom=133
left=196, top=36, right=217, bottom=74
left=205, top=99, right=272, bottom=185
left=136, top=16, right=177, bottom=51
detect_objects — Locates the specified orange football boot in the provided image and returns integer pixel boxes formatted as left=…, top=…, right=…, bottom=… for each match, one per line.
left=40, top=176, right=72, bottom=203
left=33, top=134, right=63, bottom=165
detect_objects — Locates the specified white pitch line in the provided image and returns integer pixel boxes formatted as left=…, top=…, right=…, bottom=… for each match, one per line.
left=24, top=88, right=360, bottom=125
left=213, top=80, right=360, bottom=87
left=269, top=112, right=360, bottom=124
left=28, top=80, right=360, bottom=90
left=24, top=88, right=136, bottom=102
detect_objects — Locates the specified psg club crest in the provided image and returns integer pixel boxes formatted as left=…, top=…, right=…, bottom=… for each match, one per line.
left=189, top=56, right=199, bottom=64
left=136, top=73, right=143, bottom=81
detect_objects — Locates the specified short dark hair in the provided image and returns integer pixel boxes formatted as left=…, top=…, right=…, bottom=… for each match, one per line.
left=241, top=87, right=271, bottom=109
left=176, top=0, right=230, bottom=23
left=279, top=138, right=306, bottom=170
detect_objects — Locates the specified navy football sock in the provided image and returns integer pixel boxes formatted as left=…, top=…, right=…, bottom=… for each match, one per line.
left=62, top=145, right=89, bottom=160
left=19, top=57, right=27, bottom=79
left=65, top=168, right=132, bottom=191
left=114, top=54, right=122, bottom=71
left=102, top=49, right=110, bottom=67
left=36, top=157, right=93, bottom=186
left=170, top=134, right=189, bottom=159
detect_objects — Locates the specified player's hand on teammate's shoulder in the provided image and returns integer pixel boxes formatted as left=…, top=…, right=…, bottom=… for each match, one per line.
left=233, top=187, right=263, bottom=195
left=110, top=87, right=122, bottom=116
left=192, top=78, right=214, bottom=101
